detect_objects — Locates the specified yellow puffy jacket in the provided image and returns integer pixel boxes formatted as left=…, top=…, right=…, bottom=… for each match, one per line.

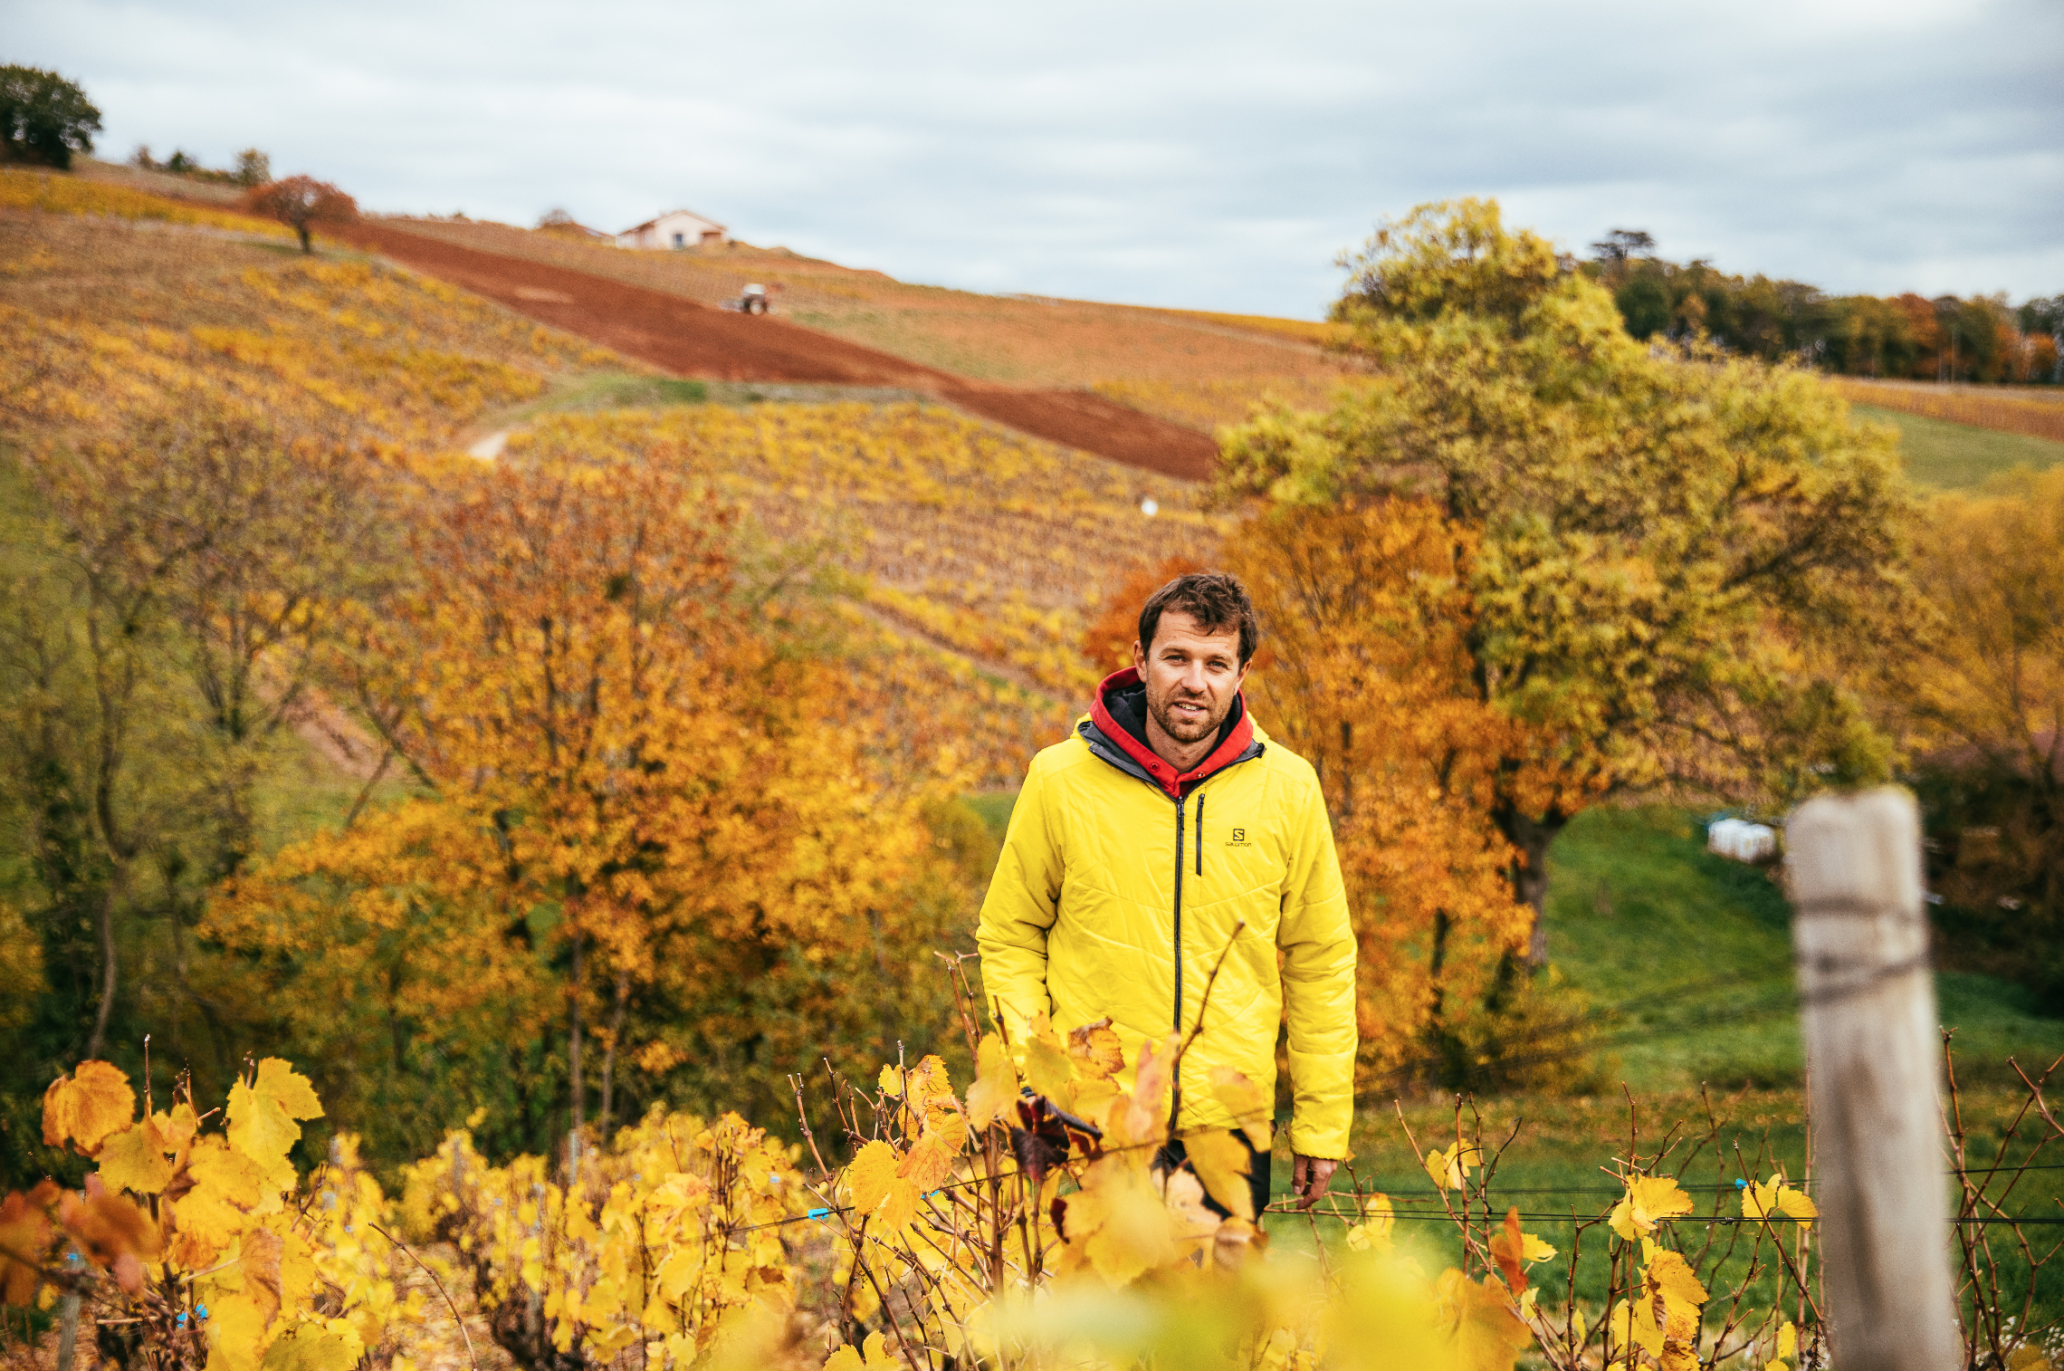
left=976, top=669, right=1357, bottom=1158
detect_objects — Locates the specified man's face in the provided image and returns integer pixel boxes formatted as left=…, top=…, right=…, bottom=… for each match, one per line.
left=1133, top=610, right=1249, bottom=747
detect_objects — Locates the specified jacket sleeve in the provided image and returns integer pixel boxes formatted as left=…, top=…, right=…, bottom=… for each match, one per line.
left=975, top=755, right=1064, bottom=1035
left=1278, top=770, right=1357, bottom=1159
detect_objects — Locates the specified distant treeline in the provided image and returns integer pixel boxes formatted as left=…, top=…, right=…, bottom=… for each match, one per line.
left=1586, top=230, right=2061, bottom=385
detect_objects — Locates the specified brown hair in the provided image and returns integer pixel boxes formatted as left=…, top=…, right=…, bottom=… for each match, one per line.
left=1137, top=572, right=1260, bottom=666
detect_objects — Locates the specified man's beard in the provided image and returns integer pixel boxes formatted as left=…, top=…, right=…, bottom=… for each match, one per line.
left=1149, top=690, right=1225, bottom=745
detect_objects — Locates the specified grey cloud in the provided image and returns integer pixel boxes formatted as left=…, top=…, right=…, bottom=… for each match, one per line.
left=10, top=0, right=2060, bottom=313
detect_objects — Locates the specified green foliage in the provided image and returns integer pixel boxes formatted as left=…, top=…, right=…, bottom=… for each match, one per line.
left=0, top=66, right=101, bottom=170
left=1223, top=199, right=1919, bottom=937
left=1542, top=804, right=2064, bottom=1091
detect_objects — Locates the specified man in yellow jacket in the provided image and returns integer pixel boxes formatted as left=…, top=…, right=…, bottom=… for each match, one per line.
left=977, top=572, right=1356, bottom=1216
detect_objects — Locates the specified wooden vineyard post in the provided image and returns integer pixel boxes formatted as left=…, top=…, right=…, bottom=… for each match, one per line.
left=1787, top=786, right=1959, bottom=1371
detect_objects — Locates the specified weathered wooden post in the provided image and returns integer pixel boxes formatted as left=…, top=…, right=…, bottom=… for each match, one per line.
left=1787, top=786, right=1959, bottom=1370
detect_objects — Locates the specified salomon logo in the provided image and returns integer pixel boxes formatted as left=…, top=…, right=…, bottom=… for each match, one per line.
left=1227, top=827, right=1250, bottom=847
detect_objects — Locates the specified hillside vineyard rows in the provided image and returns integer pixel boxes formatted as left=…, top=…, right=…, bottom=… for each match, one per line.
left=0, top=200, right=1210, bottom=788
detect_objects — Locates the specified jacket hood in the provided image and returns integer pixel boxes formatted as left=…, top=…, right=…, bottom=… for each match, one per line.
left=1082, top=667, right=1261, bottom=799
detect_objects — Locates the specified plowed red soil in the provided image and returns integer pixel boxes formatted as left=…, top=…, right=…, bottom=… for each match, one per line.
left=337, top=221, right=1219, bottom=481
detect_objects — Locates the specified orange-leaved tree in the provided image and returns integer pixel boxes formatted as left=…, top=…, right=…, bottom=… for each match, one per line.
left=1078, top=553, right=1207, bottom=676
left=1082, top=510, right=1591, bottom=1088
left=240, top=175, right=357, bottom=253
left=209, top=454, right=955, bottom=1160
left=1224, top=502, right=1590, bottom=1087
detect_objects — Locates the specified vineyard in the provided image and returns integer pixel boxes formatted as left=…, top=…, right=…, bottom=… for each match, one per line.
left=6, top=169, right=2064, bottom=1371
left=1826, top=375, right=2064, bottom=443
left=357, top=216, right=1351, bottom=390
left=0, top=200, right=1183, bottom=791
left=11, top=992, right=2064, bottom=1371
left=0, top=166, right=293, bottom=241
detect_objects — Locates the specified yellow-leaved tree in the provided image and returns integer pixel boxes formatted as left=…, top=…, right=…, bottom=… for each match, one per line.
left=208, top=453, right=963, bottom=1159
left=1222, top=198, right=1919, bottom=960
left=1893, top=467, right=2064, bottom=999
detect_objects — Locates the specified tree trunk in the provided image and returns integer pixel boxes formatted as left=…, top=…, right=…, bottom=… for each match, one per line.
left=296, top=226, right=311, bottom=253
left=1495, top=807, right=1567, bottom=967
left=83, top=883, right=117, bottom=1061
left=567, top=930, right=584, bottom=1182
left=598, top=970, right=629, bottom=1138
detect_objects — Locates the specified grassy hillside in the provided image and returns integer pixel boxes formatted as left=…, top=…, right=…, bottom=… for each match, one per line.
left=1544, top=805, right=2064, bottom=1092
left=1855, top=402, right=2064, bottom=488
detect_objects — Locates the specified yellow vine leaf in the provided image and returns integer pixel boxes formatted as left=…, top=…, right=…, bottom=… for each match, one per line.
left=1609, top=1175, right=1692, bottom=1241
left=1611, top=1297, right=1662, bottom=1357
left=1208, top=1066, right=1272, bottom=1151
left=1640, top=1241, right=1708, bottom=1323
left=964, top=1034, right=1018, bottom=1132
left=897, top=1134, right=956, bottom=1194
left=1023, top=1031, right=1076, bottom=1105
left=240, top=1226, right=286, bottom=1326
left=1057, top=1160, right=1176, bottom=1286
left=258, top=1324, right=361, bottom=1371
left=203, top=1292, right=271, bottom=1371
left=847, top=1140, right=917, bottom=1231
left=654, top=1245, right=702, bottom=1302
left=42, top=1062, right=136, bottom=1157
left=1743, top=1175, right=1817, bottom=1226
left=190, top=1135, right=268, bottom=1208
left=1344, top=1193, right=1394, bottom=1253
left=825, top=1331, right=900, bottom=1370
left=1067, top=1019, right=1125, bottom=1079
left=1423, top=1144, right=1479, bottom=1193
left=97, top=1124, right=175, bottom=1195
left=1778, top=1321, right=1797, bottom=1360
left=1184, top=1129, right=1255, bottom=1221
left=228, top=1059, right=324, bottom=1176
left=1433, top=1267, right=1534, bottom=1370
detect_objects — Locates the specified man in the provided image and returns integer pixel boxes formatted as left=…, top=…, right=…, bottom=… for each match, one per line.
left=977, top=572, right=1356, bottom=1216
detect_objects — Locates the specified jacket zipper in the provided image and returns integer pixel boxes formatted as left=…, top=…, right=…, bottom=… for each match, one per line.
left=1196, top=793, right=1204, bottom=876
left=1171, top=792, right=1185, bottom=1132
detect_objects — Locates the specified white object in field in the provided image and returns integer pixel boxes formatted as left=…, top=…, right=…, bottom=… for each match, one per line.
left=1786, top=787, right=1958, bottom=1371
left=1140, top=498, right=1159, bottom=517
left=467, top=430, right=511, bottom=461
left=1707, top=817, right=1776, bottom=863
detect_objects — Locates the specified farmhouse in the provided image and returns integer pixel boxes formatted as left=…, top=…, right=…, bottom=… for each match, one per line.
left=617, top=209, right=729, bottom=250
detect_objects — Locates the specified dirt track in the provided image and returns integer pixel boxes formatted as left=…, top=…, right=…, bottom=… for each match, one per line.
left=337, top=221, right=1219, bottom=481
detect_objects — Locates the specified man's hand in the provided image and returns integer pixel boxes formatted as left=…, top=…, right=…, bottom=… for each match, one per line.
left=1291, top=1154, right=1338, bottom=1209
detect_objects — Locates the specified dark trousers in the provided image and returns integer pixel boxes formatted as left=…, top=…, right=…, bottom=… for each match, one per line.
left=1156, top=1130, right=1272, bottom=1221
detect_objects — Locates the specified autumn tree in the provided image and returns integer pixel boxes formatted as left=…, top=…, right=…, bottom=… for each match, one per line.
left=1223, top=198, right=1917, bottom=959
left=210, top=454, right=963, bottom=1162
left=241, top=175, right=358, bottom=253
left=1893, top=468, right=2064, bottom=1001
left=0, top=404, right=387, bottom=1180
left=1225, top=502, right=1585, bottom=1086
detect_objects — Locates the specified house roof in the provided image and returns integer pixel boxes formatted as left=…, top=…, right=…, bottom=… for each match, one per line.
left=621, top=208, right=727, bottom=235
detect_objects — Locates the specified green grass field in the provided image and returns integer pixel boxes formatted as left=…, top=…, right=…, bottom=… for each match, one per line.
left=1293, top=804, right=2064, bottom=1316
left=1854, top=403, right=2064, bottom=489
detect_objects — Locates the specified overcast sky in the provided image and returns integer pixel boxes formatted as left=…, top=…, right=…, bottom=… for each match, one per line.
left=13, top=0, right=2062, bottom=316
